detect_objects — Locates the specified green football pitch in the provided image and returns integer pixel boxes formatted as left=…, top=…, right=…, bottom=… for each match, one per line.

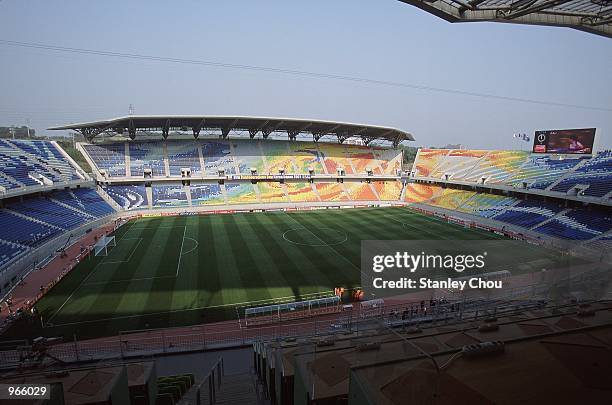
left=20, top=207, right=562, bottom=339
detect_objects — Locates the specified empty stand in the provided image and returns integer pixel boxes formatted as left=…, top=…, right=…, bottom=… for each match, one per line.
left=130, top=142, right=166, bottom=177
left=82, top=143, right=127, bottom=177
left=225, top=183, right=259, bottom=204
left=104, top=184, right=148, bottom=210
left=492, top=200, right=564, bottom=228
left=257, top=181, right=288, bottom=203
left=190, top=183, right=225, bottom=205
left=372, top=180, right=403, bottom=201
left=0, top=139, right=83, bottom=190
left=152, top=184, right=188, bottom=207
left=551, top=150, right=612, bottom=197
left=0, top=188, right=114, bottom=269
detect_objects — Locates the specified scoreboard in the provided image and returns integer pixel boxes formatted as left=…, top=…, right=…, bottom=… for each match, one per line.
left=532, top=128, right=595, bottom=155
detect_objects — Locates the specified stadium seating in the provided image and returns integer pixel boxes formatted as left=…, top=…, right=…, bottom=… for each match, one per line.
left=491, top=200, right=564, bottom=228
left=0, top=210, right=59, bottom=247
left=202, top=141, right=234, bottom=175
left=551, top=150, right=612, bottom=197
left=404, top=182, right=612, bottom=240
left=407, top=148, right=612, bottom=241
left=412, top=148, right=450, bottom=177
left=345, top=182, right=378, bottom=201
left=427, top=188, right=476, bottom=210
left=81, top=143, right=126, bottom=177
left=505, top=155, right=583, bottom=189
left=317, top=143, right=354, bottom=174
left=190, top=183, right=225, bottom=205
left=0, top=239, right=27, bottom=270
left=289, top=142, right=326, bottom=174
left=315, top=183, right=349, bottom=201
left=103, top=184, right=148, bottom=210
left=0, top=139, right=82, bottom=190
left=372, top=180, right=403, bottom=201
left=457, top=193, right=517, bottom=218
left=285, top=182, right=320, bottom=202
left=429, top=149, right=488, bottom=180
left=533, top=208, right=612, bottom=240
left=403, top=183, right=441, bottom=203
left=462, top=150, right=530, bottom=183
left=56, top=188, right=115, bottom=218
left=262, top=141, right=299, bottom=175
left=0, top=188, right=114, bottom=269
left=225, top=183, right=259, bottom=204
left=257, top=181, right=288, bottom=203
left=152, top=184, right=188, bottom=207
left=410, top=147, right=612, bottom=200
left=231, top=140, right=266, bottom=175
left=404, top=183, right=481, bottom=211
left=129, top=142, right=166, bottom=177
left=81, top=139, right=402, bottom=178
left=167, top=142, right=201, bottom=176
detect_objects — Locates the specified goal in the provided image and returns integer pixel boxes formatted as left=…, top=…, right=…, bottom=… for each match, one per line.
left=94, top=235, right=116, bottom=257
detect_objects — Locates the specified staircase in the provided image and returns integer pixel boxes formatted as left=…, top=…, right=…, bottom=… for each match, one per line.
left=213, top=373, right=262, bottom=405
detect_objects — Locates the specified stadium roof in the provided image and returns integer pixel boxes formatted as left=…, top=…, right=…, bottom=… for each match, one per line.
left=48, top=115, right=414, bottom=146
left=398, top=0, right=612, bottom=38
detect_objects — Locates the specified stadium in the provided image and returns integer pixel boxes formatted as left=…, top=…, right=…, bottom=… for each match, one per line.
left=0, top=2, right=611, bottom=405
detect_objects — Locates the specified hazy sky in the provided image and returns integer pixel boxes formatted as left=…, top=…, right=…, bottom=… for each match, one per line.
left=1, top=0, right=610, bottom=150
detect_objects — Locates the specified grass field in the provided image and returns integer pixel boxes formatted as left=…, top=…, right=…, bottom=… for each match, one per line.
left=7, top=207, right=568, bottom=339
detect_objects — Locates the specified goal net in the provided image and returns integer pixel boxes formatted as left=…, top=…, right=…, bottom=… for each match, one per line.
left=94, top=235, right=116, bottom=257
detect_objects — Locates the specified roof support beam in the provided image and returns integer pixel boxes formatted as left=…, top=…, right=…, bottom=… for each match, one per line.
left=362, top=135, right=377, bottom=146
left=503, top=0, right=572, bottom=20
left=161, top=119, right=171, bottom=139
left=128, top=119, right=136, bottom=140
left=287, top=130, right=299, bottom=141
left=192, top=118, right=205, bottom=139
left=337, top=130, right=350, bottom=144
left=325, top=124, right=342, bottom=136
left=261, top=121, right=285, bottom=140
left=222, top=119, right=239, bottom=139
left=312, top=132, right=324, bottom=143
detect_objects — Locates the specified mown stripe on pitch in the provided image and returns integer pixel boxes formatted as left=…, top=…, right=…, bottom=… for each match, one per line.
left=51, top=220, right=151, bottom=326
left=195, top=214, right=224, bottom=308
left=78, top=218, right=164, bottom=331
left=234, top=213, right=296, bottom=299
left=37, top=219, right=138, bottom=328
left=250, top=212, right=330, bottom=298
left=168, top=216, right=200, bottom=321
left=140, top=217, right=186, bottom=329
left=280, top=212, right=361, bottom=289
left=391, top=210, right=480, bottom=240
left=222, top=213, right=275, bottom=304
left=209, top=214, right=250, bottom=305
left=269, top=211, right=352, bottom=292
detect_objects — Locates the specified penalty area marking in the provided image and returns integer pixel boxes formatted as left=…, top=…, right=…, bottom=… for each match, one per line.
left=180, top=237, right=199, bottom=256
left=97, top=238, right=143, bottom=265
left=45, top=219, right=138, bottom=325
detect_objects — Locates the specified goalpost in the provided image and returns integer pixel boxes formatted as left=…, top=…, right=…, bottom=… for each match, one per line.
left=94, top=235, right=116, bottom=257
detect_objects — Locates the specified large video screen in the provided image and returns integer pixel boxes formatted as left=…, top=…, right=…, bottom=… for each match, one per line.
left=532, top=128, right=596, bottom=154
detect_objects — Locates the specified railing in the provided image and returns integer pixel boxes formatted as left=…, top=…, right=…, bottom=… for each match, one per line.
left=0, top=214, right=120, bottom=300
left=1, top=267, right=606, bottom=371
left=179, top=357, right=224, bottom=405
left=0, top=179, right=94, bottom=200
